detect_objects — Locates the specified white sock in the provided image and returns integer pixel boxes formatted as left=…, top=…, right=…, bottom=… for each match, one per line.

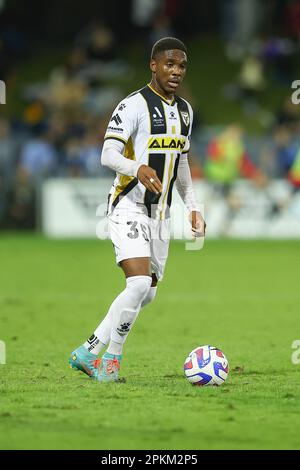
left=106, top=275, right=152, bottom=355
left=107, top=340, right=123, bottom=356
left=107, top=286, right=158, bottom=355
left=83, top=334, right=106, bottom=356
left=141, top=286, right=157, bottom=308
left=85, top=281, right=156, bottom=356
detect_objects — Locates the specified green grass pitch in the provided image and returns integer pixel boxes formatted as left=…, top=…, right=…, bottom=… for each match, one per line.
left=0, top=235, right=300, bottom=450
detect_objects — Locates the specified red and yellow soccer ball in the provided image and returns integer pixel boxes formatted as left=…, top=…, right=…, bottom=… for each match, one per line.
left=184, top=345, right=229, bottom=386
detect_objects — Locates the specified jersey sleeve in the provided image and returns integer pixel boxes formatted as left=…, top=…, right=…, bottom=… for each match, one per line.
left=104, top=97, right=138, bottom=146
left=182, top=103, right=194, bottom=155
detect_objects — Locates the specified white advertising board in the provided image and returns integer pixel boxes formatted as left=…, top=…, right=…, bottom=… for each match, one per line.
left=41, top=178, right=300, bottom=239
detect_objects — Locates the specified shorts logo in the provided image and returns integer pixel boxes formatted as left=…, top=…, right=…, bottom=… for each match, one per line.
left=180, top=111, right=190, bottom=127
left=117, top=322, right=131, bottom=336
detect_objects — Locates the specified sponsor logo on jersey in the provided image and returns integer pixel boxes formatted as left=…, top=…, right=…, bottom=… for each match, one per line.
left=169, top=111, right=177, bottom=120
left=180, top=111, right=190, bottom=126
left=107, top=125, right=124, bottom=133
left=152, top=107, right=165, bottom=127
left=153, top=106, right=163, bottom=118
left=148, top=137, right=186, bottom=150
left=110, top=114, right=122, bottom=126
left=118, top=103, right=126, bottom=111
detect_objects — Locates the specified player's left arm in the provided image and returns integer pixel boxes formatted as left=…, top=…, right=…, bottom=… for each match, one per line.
left=176, top=103, right=205, bottom=237
left=175, top=154, right=206, bottom=237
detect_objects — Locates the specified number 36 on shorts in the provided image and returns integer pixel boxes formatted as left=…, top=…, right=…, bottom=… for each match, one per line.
left=126, top=221, right=150, bottom=241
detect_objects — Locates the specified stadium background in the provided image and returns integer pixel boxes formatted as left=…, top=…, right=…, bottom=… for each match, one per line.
left=1, top=0, right=300, bottom=451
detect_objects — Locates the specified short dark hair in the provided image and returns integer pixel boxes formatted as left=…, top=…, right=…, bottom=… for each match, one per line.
left=151, top=37, right=187, bottom=59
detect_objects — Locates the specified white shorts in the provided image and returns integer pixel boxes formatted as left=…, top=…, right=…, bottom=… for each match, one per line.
left=108, top=208, right=170, bottom=280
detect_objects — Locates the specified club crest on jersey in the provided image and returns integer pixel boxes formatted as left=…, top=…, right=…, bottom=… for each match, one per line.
left=180, top=111, right=190, bottom=127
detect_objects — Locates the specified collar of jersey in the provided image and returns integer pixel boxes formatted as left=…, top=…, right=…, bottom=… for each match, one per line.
left=147, top=84, right=176, bottom=106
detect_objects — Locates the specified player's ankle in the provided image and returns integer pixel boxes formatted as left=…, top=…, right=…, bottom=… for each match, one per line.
left=107, top=340, right=123, bottom=356
left=83, top=335, right=106, bottom=355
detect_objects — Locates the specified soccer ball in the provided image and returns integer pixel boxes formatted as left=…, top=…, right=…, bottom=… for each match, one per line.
left=184, top=345, right=229, bottom=386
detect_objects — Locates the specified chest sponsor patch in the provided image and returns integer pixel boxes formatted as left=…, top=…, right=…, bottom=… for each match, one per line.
left=148, top=137, right=186, bottom=150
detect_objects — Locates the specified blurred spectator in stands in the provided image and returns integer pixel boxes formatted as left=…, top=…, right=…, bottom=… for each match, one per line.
left=0, top=23, right=27, bottom=82
left=273, top=125, right=300, bottom=189
left=63, top=136, right=85, bottom=177
left=262, top=37, right=295, bottom=85
left=0, top=118, right=16, bottom=183
left=46, top=111, right=69, bottom=155
left=7, top=126, right=57, bottom=230
left=189, top=152, right=203, bottom=180
left=145, top=0, right=185, bottom=47
left=204, top=124, right=264, bottom=187
left=64, top=48, right=89, bottom=79
left=275, top=97, right=300, bottom=131
left=48, top=48, right=88, bottom=92
left=220, top=0, right=262, bottom=60
left=284, top=0, right=300, bottom=40
left=23, top=100, right=47, bottom=133
left=223, top=53, right=265, bottom=116
left=0, top=33, right=10, bottom=81
left=62, top=119, right=113, bottom=178
left=81, top=129, right=103, bottom=177
left=0, top=118, right=17, bottom=221
left=75, top=20, right=116, bottom=63
left=81, top=122, right=113, bottom=178
left=239, top=55, right=265, bottom=114
left=18, top=127, right=58, bottom=182
left=131, top=0, right=161, bottom=32
left=148, top=13, right=174, bottom=47
left=49, top=73, right=87, bottom=111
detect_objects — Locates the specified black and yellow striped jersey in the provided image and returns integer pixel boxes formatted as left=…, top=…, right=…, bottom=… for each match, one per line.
left=104, top=83, right=193, bottom=219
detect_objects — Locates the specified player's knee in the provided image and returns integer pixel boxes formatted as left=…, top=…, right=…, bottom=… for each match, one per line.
left=142, top=287, right=157, bottom=308
left=126, top=275, right=152, bottom=305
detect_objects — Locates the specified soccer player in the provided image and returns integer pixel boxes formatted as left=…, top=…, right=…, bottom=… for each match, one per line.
left=69, top=37, right=206, bottom=382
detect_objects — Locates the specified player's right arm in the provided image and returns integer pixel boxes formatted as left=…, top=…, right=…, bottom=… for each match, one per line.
left=101, top=98, right=162, bottom=194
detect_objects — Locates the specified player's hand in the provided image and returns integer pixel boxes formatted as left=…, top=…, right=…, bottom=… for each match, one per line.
left=189, top=211, right=206, bottom=237
left=137, top=165, right=163, bottom=195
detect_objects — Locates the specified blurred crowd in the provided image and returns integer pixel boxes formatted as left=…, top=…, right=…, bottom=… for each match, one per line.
left=1, top=0, right=300, bottom=228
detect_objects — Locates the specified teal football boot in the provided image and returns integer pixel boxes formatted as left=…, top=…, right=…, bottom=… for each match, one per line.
left=69, top=345, right=101, bottom=380
left=97, top=352, right=122, bottom=383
